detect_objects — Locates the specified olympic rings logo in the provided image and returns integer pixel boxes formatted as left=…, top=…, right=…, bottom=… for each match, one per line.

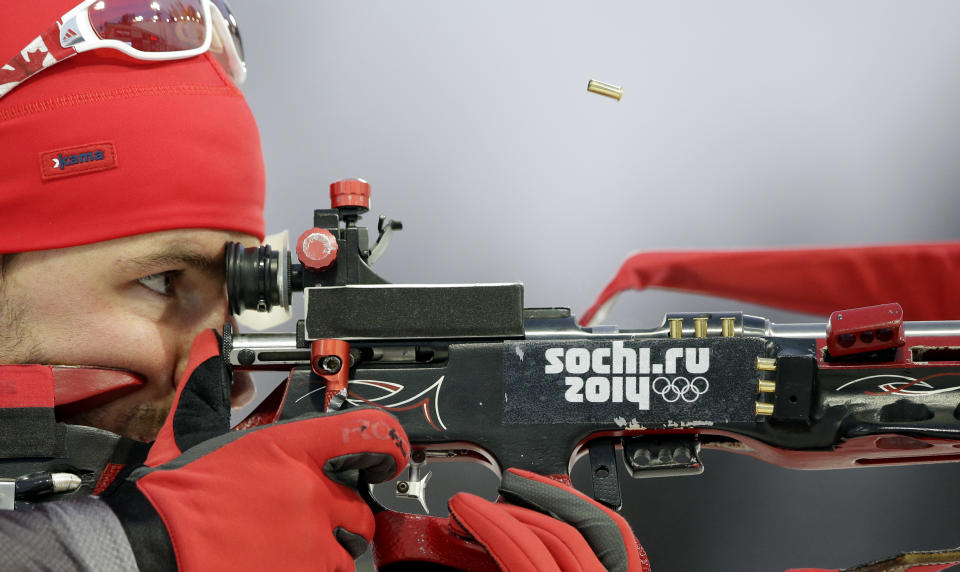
left=652, top=376, right=710, bottom=403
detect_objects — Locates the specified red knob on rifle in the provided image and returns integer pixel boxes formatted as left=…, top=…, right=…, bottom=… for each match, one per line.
left=330, top=178, right=371, bottom=210
left=310, top=338, right=351, bottom=412
left=297, top=228, right=338, bottom=271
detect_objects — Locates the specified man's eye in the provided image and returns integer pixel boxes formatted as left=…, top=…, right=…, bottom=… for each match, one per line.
left=137, top=271, right=178, bottom=296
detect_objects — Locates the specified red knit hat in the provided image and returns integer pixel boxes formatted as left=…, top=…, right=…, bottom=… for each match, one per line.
left=0, top=0, right=266, bottom=254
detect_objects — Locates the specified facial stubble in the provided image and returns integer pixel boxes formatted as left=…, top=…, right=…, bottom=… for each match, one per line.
left=0, top=260, right=171, bottom=441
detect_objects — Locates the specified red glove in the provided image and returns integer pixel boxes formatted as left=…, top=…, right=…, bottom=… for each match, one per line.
left=102, top=330, right=410, bottom=571
left=374, top=468, right=651, bottom=571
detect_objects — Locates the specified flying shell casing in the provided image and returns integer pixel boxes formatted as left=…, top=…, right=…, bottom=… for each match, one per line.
left=587, top=79, right=623, bottom=101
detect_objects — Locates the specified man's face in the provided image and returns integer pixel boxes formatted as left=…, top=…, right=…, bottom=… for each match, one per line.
left=0, top=229, right=260, bottom=441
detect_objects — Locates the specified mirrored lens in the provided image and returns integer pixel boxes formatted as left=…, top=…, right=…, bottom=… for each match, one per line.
left=89, top=0, right=207, bottom=53
left=209, top=0, right=243, bottom=60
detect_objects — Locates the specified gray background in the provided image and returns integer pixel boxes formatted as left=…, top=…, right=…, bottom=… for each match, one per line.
left=228, top=1, right=960, bottom=570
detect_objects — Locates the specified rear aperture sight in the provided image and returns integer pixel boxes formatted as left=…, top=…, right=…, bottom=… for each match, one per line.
left=225, top=241, right=294, bottom=315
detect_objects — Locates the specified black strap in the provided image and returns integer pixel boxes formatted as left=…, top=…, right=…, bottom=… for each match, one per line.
left=0, top=407, right=57, bottom=457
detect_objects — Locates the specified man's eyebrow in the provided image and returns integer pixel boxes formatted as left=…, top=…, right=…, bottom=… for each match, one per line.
left=117, top=247, right=222, bottom=273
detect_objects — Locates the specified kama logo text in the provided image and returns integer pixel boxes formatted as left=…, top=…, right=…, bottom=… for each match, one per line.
left=53, top=149, right=106, bottom=170
left=544, top=341, right=710, bottom=409
left=39, top=142, right=117, bottom=180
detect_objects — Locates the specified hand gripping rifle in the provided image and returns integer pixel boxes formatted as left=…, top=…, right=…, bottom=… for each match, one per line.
left=223, top=179, right=960, bottom=564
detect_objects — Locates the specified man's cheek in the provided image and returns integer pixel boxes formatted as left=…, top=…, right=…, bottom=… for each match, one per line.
left=65, top=318, right=177, bottom=381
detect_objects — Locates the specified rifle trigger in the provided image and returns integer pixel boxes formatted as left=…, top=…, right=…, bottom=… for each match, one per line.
left=588, top=438, right=623, bottom=511
left=395, top=452, right=431, bottom=513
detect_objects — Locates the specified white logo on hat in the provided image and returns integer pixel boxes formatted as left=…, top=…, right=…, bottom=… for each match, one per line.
left=52, top=157, right=60, bottom=169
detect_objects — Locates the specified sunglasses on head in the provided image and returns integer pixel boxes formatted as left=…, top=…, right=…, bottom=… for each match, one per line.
left=0, top=0, right=245, bottom=100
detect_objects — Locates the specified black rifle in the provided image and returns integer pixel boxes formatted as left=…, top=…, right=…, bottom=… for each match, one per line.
left=223, top=185, right=960, bottom=527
